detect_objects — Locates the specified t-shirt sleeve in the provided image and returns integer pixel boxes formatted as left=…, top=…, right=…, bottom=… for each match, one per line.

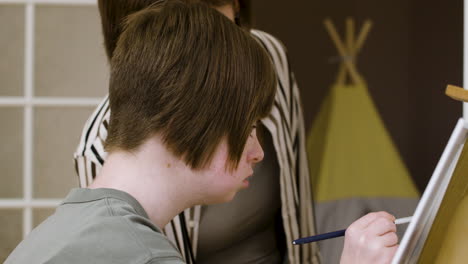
left=146, top=256, right=186, bottom=264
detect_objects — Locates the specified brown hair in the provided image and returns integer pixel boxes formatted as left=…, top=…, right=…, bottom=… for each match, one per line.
left=98, top=0, right=250, bottom=60
left=105, top=0, right=276, bottom=170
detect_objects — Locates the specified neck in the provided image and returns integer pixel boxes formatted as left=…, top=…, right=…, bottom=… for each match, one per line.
left=89, top=138, right=199, bottom=229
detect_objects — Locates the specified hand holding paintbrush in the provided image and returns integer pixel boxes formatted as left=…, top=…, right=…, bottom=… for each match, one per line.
left=293, top=216, right=412, bottom=245
left=294, top=212, right=406, bottom=264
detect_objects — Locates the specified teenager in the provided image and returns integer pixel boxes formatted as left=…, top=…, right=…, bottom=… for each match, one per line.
left=6, top=2, right=276, bottom=263
left=74, top=1, right=319, bottom=262
left=66, top=1, right=399, bottom=264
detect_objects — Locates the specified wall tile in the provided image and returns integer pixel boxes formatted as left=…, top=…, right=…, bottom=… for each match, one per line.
left=35, top=5, right=108, bottom=97
left=0, top=107, right=23, bottom=198
left=0, top=209, right=22, bottom=263
left=34, top=106, right=94, bottom=198
left=0, top=5, right=24, bottom=96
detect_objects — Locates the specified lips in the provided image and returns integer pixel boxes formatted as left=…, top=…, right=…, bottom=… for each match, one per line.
left=242, top=174, right=253, bottom=188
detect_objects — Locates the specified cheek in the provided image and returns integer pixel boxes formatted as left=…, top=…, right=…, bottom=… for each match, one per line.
left=209, top=142, right=230, bottom=170
left=207, top=170, right=240, bottom=202
left=201, top=166, right=244, bottom=204
left=201, top=140, right=245, bottom=204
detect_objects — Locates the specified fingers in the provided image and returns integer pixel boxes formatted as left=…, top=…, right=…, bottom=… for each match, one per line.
left=340, top=212, right=399, bottom=264
left=366, top=216, right=397, bottom=236
left=346, top=220, right=398, bottom=248
left=350, top=211, right=396, bottom=230
left=380, top=231, right=399, bottom=247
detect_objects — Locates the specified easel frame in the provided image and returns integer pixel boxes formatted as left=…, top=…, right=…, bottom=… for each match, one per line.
left=391, top=1, right=468, bottom=261
left=391, top=118, right=467, bottom=263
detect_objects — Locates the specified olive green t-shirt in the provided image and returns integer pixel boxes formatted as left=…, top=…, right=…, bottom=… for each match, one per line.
left=5, top=188, right=185, bottom=264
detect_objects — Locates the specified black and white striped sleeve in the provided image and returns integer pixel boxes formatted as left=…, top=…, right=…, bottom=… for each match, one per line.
left=73, top=96, right=110, bottom=187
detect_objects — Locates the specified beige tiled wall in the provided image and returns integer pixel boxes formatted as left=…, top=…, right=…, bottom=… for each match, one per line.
left=0, top=6, right=24, bottom=96
left=35, top=5, right=109, bottom=97
left=0, top=210, right=22, bottom=263
left=33, top=107, right=95, bottom=198
left=0, top=3, right=108, bottom=261
left=0, top=108, right=23, bottom=198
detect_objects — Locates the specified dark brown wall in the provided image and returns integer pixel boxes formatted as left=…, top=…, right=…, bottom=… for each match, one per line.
left=251, top=0, right=462, bottom=191
left=408, top=0, right=462, bottom=190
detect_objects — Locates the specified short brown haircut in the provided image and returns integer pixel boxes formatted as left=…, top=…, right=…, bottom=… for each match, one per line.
left=105, top=0, right=276, bottom=170
left=98, top=0, right=250, bottom=60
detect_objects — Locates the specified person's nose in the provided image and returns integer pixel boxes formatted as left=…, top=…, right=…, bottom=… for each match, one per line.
left=249, top=135, right=264, bottom=164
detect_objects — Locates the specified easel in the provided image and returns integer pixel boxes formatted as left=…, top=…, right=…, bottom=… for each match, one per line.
left=392, top=85, right=468, bottom=263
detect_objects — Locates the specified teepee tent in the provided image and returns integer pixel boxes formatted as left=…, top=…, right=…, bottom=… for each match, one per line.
left=306, top=18, right=419, bottom=264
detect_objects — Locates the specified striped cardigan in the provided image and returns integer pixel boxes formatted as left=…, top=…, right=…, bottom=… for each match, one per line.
left=74, top=29, right=320, bottom=264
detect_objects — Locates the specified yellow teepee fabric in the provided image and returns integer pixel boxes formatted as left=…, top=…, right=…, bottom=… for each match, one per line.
left=307, top=19, right=419, bottom=202
left=307, top=83, right=419, bottom=202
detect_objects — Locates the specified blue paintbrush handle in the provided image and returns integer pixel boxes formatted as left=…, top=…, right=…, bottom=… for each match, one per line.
left=293, top=229, right=346, bottom=245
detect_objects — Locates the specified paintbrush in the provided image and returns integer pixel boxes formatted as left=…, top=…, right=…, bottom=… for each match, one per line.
left=292, top=216, right=413, bottom=245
